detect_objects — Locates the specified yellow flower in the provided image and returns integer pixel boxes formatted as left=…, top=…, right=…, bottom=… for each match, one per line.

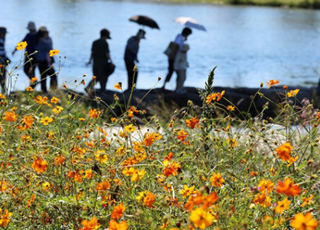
left=258, top=179, right=274, bottom=194
left=180, top=185, right=195, bottom=198
left=124, top=124, right=136, bottom=133
left=95, top=150, right=108, bottom=164
left=130, top=168, right=146, bottom=182
left=16, top=41, right=27, bottom=50
left=190, top=207, right=215, bottom=229
left=40, top=116, right=54, bottom=125
left=49, top=49, right=60, bottom=57
left=25, top=86, right=34, bottom=91
left=227, top=105, right=235, bottom=111
left=0, top=209, right=13, bottom=227
left=42, top=182, right=51, bottom=191
left=78, top=118, right=85, bottom=121
left=287, top=89, right=300, bottom=97
left=52, top=106, right=64, bottom=114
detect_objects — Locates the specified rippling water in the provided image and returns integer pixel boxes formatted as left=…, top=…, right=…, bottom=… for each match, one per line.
left=2, top=0, right=320, bottom=92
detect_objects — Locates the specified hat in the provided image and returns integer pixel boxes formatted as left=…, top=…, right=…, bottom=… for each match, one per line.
left=0, top=27, right=7, bottom=34
left=137, top=29, right=146, bottom=39
left=100, top=29, right=111, bottom=39
left=39, top=26, right=48, bottom=32
left=27, top=21, right=36, bottom=30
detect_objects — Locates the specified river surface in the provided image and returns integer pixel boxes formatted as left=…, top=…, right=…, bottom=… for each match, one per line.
left=2, top=0, right=320, bottom=92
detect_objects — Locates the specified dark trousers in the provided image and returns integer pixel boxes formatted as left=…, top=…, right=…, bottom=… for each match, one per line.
left=125, top=59, right=137, bottom=90
left=86, top=60, right=110, bottom=93
left=24, top=57, right=37, bottom=88
left=0, top=65, right=6, bottom=93
left=38, top=61, right=58, bottom=93
left=165, top=59, right=175, bottom=82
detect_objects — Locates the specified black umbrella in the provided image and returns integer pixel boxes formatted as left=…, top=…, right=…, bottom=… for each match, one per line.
left=129, top=15, right=160, bottom=30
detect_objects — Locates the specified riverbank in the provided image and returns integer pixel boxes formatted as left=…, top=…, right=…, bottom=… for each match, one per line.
left=149, top=0, right=320, bottom=9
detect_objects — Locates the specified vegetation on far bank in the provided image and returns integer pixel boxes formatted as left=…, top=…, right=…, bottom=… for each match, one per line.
left=151, top=0, right=320, bottom=9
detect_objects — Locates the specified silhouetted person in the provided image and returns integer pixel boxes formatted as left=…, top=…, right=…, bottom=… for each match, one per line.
left=35, top=26, right=58, bottom=93
left=12, top=21, right=38, bottom=88
left=174, top=43, right=190, bottom=94
left=162, top=27, right=192, bottom=91
left=124, top=29, right=146, bottom=90
left=0, top=27, right=9, bottom=93
left=86, top=29, right=114, bottom=94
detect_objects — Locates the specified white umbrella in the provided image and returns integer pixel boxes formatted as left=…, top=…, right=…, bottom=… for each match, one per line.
left=175, top=17, right=206, bottom=32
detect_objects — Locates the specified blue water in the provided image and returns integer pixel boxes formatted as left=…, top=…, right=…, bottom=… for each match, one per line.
left=2, top=0, right=320, bottom=92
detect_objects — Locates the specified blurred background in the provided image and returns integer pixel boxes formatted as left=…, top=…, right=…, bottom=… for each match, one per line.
left=2, top=0, right=320, bottom=92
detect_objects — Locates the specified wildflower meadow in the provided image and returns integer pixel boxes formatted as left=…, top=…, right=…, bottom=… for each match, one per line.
left=0, top=47, right=319, bottom=229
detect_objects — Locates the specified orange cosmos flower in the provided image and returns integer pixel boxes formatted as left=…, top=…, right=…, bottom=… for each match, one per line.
left=143, top=132, right=162, bottom=146
left=31, top=157, right=48, bottom=174
left=143, top=191, right=156, bottom=208
left=25, top=86, right=34, bottom=91
left=0, top=209, right=13, bottom=227
left=276, top=178, right=301, bottom=197
left=79, top=216, right=100, bottom=230
left=275, top=197, right=291, bottom=214
left=111, top=203, right=126, bottom=220
left=30, top=76, right=38, bottom=84
left=291, top=212, right=318, bottom=230
left=275, top=142, right=293, bottom=161
left=201, top=192, right=218, bottom=210
left=108, top=220, right=129, bottom=230
left=95, top=180, right=110, bottom=192
left=89, top=108, right=99, bottom=118
left=185, top=116, right=200, bottom=129
left=114, top=82, right=122, bottom=90
left=16, top=41, right=27, bottom=50
left=300, top=195, right=314, bottom=207
left=210, top=173, right=225, bottom=187
left=177, top=130, right=188, bottom=142
left=252, top=193, right=271, bottom=207
left=55, top=155, right=65, bottom=166
left=189, top=207, right=215, bottom=229
left=3, top=110, right=18, bottom=122
left=266, top=79, right=280, bottom=89
left=50, top=97, right=59, bottom=104
left=49, top=49, right=60, bottom=57
left=258, top=179, right=274, bottom=194
left=162, top=159, right=181, bottom=177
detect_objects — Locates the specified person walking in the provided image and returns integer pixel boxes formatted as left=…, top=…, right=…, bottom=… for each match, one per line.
left=162, top=27, right=192, bottom=91
left=124, top=29, right=146, bottom=90
left=12, top=21, right=38, bottom=88
left=174, top=43, right=189, bottom=94
left=0, top=27, right=10, bottom=93
left=86, top=28, right=114, bottom=94
left=34, top=26, right=58, bottom=93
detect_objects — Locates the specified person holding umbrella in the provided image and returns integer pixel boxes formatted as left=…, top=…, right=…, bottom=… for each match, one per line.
left=162, top=27, right=192, bottom=92
left=124, top=29, right=146, bottom=90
